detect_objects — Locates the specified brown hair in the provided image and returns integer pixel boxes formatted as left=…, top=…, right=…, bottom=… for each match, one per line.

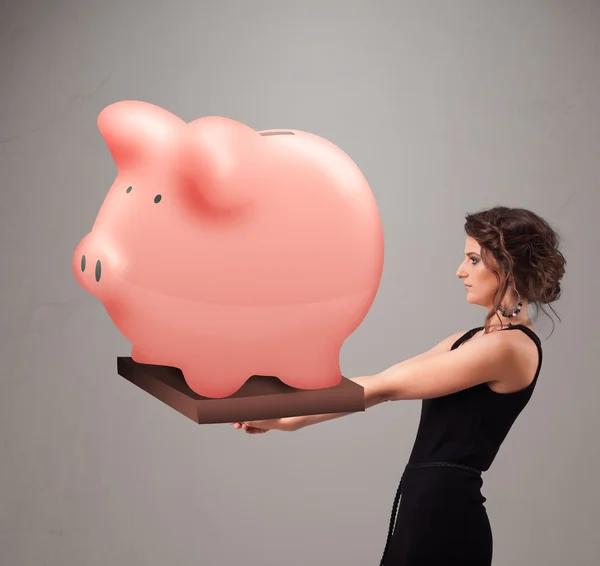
left=464, top=206, right=566, bottom=338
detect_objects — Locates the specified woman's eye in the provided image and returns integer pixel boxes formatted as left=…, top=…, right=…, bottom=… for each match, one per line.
left=471, top=258, right=479, bottom=265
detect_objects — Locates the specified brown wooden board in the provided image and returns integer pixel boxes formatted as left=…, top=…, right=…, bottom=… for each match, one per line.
left=117, top=357, right=365, bottom=425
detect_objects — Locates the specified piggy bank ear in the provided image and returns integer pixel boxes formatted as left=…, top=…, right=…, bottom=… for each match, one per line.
left=97, top=100, right=185, bottom=168
left=182, top=117, right=262, bottom=213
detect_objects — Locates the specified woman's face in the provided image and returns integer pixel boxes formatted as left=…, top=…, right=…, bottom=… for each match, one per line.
left=456, top=236, right=501, bottom=310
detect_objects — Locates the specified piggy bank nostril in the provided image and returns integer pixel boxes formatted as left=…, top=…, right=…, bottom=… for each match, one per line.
left=95, top=259, right=102, bottom=282
left=81, top=255, right=86, bottom=272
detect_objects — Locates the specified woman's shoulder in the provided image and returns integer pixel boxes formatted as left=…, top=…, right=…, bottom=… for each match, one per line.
left=487, top=326, right=542, bottom=393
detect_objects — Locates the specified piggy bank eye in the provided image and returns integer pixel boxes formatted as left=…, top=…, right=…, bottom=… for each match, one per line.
left=154, top=194, right=162, bottom=204
left=126, top=186, right=133, bottom=193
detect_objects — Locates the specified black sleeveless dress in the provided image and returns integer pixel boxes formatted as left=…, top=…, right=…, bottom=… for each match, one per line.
left=380, top=324, right=543, bottom=566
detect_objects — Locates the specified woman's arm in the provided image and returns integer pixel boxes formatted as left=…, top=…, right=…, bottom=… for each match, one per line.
left=368, top=331, right=520, bottom=401
left=290, top=331, right=524, bottom=428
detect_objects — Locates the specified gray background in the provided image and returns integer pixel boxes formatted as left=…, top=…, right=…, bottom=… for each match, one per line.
left=1, top=0, right=598, bottom=565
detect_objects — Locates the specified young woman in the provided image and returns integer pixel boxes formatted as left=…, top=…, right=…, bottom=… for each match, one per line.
left=232, top=206, right=566, bottom=566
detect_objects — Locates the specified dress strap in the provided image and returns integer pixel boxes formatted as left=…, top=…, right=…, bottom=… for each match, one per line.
left=450, top=327, right=484, bottom=351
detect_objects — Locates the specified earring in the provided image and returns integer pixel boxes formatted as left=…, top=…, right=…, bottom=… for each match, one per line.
left=499, top=285, right=523, bottom=318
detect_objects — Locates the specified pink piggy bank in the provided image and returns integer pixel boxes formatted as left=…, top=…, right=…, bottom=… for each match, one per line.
left=73, top=101, right=384, bottom=398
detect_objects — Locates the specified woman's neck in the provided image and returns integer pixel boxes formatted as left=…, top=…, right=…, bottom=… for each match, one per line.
left=489, top=306, right=532, bottom=329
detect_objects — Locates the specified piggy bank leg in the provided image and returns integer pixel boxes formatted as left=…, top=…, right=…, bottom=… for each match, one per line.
left=180, top=362, right=249, bottom=399
left=274, top=342, right=343, bottom=390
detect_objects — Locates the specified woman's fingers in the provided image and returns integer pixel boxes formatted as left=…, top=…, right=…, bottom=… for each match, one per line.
left=231, top=421, right=270, bottom=433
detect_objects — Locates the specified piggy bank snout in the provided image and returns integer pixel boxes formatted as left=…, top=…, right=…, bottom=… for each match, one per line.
left=73, top=234, right=111, bottom=297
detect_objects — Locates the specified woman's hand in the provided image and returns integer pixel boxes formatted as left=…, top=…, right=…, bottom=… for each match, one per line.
left=231, top=418, right=297, bottom=434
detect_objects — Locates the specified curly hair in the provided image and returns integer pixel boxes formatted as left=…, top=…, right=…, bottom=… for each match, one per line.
left=464, top=206, right=566, bottom=338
